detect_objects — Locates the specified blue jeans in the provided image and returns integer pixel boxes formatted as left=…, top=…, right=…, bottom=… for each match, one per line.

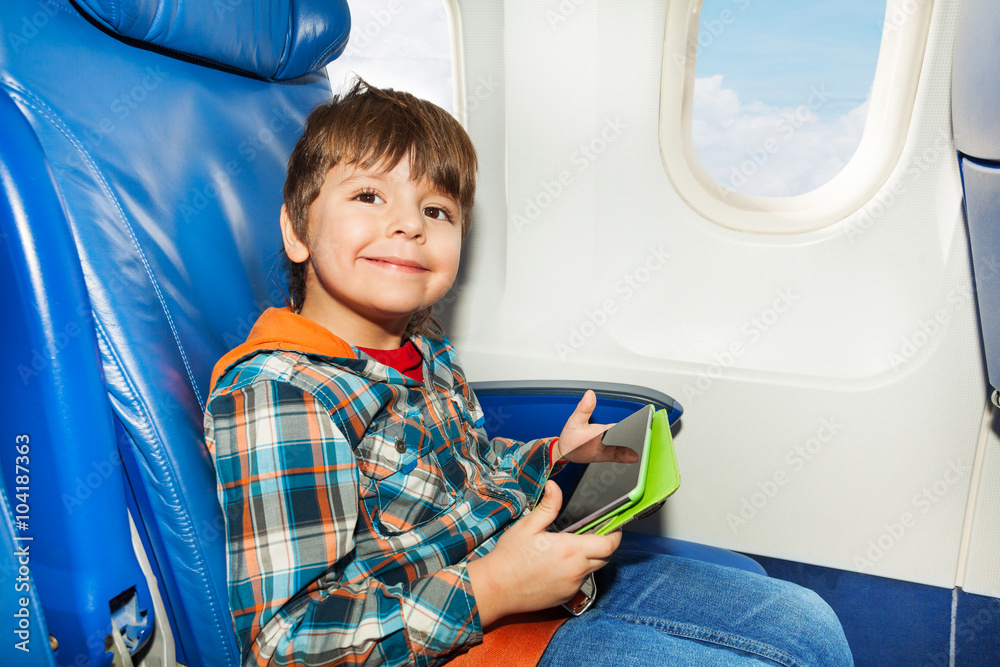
left=539, top=550, right=854, bottom=666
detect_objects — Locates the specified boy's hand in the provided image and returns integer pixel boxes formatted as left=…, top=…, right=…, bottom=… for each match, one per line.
left=552, top=390, right=639, bottom=465
left=466, top=481, right=621, bottom=627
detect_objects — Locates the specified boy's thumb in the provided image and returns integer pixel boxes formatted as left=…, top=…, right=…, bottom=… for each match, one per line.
left=530, top=481, right=562, bottom=523
left=569, top=390, right=597, bottom=423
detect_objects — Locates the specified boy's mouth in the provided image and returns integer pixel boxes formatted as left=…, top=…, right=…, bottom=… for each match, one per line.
left=361, top=256, right=429, bottom=272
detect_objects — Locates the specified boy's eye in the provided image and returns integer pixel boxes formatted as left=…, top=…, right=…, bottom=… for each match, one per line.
left=423, top=206, right=452, bottom=221
left=354, top=191, right=384, bottom=204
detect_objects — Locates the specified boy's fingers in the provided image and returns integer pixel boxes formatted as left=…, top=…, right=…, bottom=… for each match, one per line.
left=567, top=390, right=597, bottom=425
left=598, top=530, right=622, bottom=556
left=606, top=445, right=639, bottom=464
left=605, top=529, right=623, bottom=551
left=528, top=481, right=562, bottom=526
left=574, top=530, right=622, bottom=559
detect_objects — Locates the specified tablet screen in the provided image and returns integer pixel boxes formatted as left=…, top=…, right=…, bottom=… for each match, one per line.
left=551, top=405, right=653, bottom=532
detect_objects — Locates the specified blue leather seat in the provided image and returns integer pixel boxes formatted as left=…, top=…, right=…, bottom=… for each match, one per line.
left=0, top=3, right=760, bottom=665
left=0, top=1, right=348, bottom=664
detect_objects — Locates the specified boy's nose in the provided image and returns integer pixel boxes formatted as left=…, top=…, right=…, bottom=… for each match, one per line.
left=387, top=205, right=425, bottom=239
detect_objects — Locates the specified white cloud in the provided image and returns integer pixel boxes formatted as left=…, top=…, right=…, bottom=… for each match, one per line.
left=692, top=75, right=869, bottom=197
left=326, top=0, right=453, bottom=112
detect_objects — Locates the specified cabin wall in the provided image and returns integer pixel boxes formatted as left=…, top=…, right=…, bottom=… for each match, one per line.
left=445, top=0, right=997, bottom=591
left=962, top=410, right=1000, bottom=597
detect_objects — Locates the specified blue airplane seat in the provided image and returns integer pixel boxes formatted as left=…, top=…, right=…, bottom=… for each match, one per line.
left=0, top=90, right=154, bottom=665
left=953, top=0, right=1000, bottom=407
left=0, top=0, right=348, bottom=665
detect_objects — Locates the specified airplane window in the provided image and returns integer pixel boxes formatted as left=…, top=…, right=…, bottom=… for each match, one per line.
left=692, top=1, right=885, bottom=198
left=326, top=0, right=454, bottom=112
left=660, top=0, right=934, bottom=233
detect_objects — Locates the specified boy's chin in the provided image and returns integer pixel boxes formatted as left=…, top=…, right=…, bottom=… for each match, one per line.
left=366, top=303, right=431, bottom=325
left=369, top=294, right=445, bottom=316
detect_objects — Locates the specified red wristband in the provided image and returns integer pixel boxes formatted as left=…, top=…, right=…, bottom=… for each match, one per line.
left=548, top=438, right=567, bottom=468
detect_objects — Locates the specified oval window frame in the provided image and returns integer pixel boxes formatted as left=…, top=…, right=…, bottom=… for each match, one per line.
left=660, top=0, right=934, bottom=234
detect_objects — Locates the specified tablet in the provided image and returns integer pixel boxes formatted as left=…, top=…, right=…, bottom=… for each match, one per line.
left=551, top=404, right=654, bottom=533
left=586, top=408, right=680, bottom=535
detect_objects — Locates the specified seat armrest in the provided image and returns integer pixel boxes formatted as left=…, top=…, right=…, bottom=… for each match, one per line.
left=470, top=380, right=682, bottom=443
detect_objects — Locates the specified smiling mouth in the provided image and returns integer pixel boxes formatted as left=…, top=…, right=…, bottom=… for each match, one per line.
left=361, top=256, right=429, bottom=272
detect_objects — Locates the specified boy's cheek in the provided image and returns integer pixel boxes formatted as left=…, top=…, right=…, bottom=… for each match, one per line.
left=439, top=244, right=462, bottom=281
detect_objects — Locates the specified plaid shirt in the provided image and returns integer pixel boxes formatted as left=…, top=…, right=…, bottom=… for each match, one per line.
left=205, top=326, right=556, bottom=666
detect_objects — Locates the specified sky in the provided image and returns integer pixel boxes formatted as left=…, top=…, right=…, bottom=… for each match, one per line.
left=692, top=0, right=887, bottom=196
left=328, top=0, right=888, bottom=197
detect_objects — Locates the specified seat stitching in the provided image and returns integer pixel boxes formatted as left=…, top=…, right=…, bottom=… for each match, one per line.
left=0, top=78, right=205, bottom=407
left=93, top=315, right=238, bottom=664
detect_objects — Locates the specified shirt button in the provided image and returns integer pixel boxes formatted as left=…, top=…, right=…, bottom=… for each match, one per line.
left=395, top=439, right=407, bottom=453
left=466, top=398, right=476, bottom=411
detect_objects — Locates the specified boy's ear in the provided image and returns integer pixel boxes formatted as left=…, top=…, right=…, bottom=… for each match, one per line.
left=280, top=205, right=310, bottom=263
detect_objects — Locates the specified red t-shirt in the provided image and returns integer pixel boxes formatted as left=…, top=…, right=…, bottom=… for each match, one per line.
left=357, top=339, right=424, bottom=383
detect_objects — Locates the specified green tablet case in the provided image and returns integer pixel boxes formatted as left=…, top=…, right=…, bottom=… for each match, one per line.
left=584, top=408, right=679, bottom=535
left=558, top=405, right=655, bottom=533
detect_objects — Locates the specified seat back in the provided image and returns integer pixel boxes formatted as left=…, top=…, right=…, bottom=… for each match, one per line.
left=0, top=1, right=349, bottom=664
left=953, top=0, right=1000, bottom=405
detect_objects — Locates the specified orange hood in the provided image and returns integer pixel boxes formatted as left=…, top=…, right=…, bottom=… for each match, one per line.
left=209, top=307, right=355, bottom=394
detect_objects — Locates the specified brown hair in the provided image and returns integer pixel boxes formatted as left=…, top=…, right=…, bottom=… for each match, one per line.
left=283, top=78, right=478, bottom=339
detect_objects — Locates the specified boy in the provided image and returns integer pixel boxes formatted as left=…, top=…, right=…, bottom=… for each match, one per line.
left=206, top=80, right=854, bottom=666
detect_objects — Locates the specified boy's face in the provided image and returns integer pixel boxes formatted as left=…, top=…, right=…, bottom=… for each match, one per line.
left=281, top=156, right=462, bottom=346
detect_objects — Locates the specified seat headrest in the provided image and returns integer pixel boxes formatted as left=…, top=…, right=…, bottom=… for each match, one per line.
left=74, top=0, right=351, bottom=81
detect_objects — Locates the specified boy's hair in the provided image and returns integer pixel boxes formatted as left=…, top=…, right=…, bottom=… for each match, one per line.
left=283, top=78, right=478, bottom=339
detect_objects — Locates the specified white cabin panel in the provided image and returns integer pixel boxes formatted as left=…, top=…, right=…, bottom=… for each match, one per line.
left=961, top=409, right=1000, bottom=598
left=446, top=0, right=984, bottom=588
